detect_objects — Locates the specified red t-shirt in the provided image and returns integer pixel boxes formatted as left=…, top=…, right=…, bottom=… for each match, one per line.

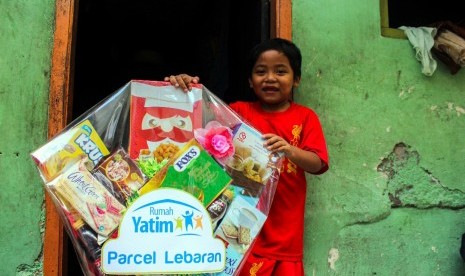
left=230, top=101, right=329, bottom=261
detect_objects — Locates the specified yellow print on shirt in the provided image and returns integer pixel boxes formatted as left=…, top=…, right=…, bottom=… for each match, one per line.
left=290, top=124, right=302, bottom=146
left=249, top=262, right=263, bottom=276
left=286, top=124, right=302, bottom=174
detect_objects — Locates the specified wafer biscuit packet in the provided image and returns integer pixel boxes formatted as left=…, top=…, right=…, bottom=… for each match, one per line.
left=47, top=157, right=125, bottom=237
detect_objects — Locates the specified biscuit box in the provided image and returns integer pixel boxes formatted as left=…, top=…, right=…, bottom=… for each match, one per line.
left=213, top=196, right=267, bottom=275
left=225, top=123, right=281, bottom=197
left=128, top=80, right=203, bottom=163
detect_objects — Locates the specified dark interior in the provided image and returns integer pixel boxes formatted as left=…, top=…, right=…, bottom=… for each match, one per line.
left=72, top=0, right=269, bottom=119
left=388, top=0, right=464, bottom=28
left=69, top=0, right=269, bottom=273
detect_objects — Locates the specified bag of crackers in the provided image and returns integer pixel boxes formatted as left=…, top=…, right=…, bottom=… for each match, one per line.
left=31, top=80, right=283, bottom=276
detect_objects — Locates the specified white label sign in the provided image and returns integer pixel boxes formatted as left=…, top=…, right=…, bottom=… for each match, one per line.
left=102, top=188, right=226, bottom=274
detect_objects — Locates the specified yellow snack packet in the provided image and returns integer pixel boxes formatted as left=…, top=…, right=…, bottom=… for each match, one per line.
left=32, top=120, right=110, bottom=182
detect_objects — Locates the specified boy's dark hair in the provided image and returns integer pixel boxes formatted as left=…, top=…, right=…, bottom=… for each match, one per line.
left=247, top=38, right=302, bottom=80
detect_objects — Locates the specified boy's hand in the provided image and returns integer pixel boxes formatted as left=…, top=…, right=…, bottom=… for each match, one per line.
left=263, top=133, right=324, bottom=173
left=263, top=133, right=291, bottom=155
left=164, top=74, right=200, bottom=92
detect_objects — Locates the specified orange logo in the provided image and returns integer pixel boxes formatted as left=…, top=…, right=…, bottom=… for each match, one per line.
left=286, top=124, right=302, bottom=174
left=249, top=261, right=264, bottom=276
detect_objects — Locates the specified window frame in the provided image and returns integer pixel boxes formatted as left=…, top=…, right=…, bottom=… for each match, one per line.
left=380, top=0, right=406, bottom=39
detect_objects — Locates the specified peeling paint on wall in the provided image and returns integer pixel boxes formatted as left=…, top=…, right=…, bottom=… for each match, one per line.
left=399, top=85, right=415, bottom=99
left=430, top=102, right=465, bottom=121
left=16, top=260, right=42, bottom=276
left=377, top=142, right=465, bottom=209
left=328, top=248, right=339, bottom=271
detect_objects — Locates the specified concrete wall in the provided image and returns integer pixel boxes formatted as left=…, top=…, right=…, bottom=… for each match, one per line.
left=2, top=0, right=465, bottom=275
left=294, top=0, right=465, bottom=275
left=0, top=0, right=55, bottom=275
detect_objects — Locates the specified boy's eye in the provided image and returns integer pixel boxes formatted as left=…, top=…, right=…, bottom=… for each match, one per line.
left=276, top=68, right=288, bottom=75
left=254, top=69, right=266, bottom=75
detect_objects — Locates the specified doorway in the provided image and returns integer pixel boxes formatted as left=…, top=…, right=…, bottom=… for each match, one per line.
left=45, top=0, right=292, bottom=275
left=70, top=0, right=268, bottom=273
left=73, top=0, right=270, bottom=118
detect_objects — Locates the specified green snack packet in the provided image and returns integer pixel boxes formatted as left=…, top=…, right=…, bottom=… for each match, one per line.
left=141, top=139, right=232, bottom=207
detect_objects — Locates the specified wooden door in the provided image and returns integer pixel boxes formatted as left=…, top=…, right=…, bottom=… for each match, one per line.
left=44, top=0, right=292, bottom=274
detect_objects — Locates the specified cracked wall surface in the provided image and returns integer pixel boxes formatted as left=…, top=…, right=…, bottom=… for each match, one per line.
left=378, top=142, right=465, bottom=209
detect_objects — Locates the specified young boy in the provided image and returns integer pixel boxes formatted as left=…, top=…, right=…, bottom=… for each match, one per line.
left=165, top=38, right=329, bottom=276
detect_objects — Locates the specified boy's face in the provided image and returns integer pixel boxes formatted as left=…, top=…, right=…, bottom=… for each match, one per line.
left=249, top=50, right=300, bottom=111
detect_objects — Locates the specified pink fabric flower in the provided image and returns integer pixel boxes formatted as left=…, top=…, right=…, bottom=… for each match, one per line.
left=194, top=121, right=234, bottom=163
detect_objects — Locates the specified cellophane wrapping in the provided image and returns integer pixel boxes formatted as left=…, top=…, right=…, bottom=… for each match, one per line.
left=31, top=80, right=282, bottom=276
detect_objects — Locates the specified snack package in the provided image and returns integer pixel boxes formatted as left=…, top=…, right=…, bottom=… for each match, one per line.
left=93, top=146, right=147, bottom=206
left=225, top=123, right=283, bottom=197
left=62, top=198, right=104, bottom=274
left=31, top=80, right=283, bottom=276
left=214, top=196, right=267, bottom=276
left=129, top=80, right=203, bottom=162
left=140, top=139, right=232, bottom=207
left=32, top=120, right=110, bottom=182
left=48, top=157, right=125, bottom=237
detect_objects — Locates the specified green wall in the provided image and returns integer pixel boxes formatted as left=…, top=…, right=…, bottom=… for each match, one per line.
left=294, top=0, right=465, bottom=275
left=2, top=0, right=465, bottom=275
left=0, top=0, right=54, bottom=275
